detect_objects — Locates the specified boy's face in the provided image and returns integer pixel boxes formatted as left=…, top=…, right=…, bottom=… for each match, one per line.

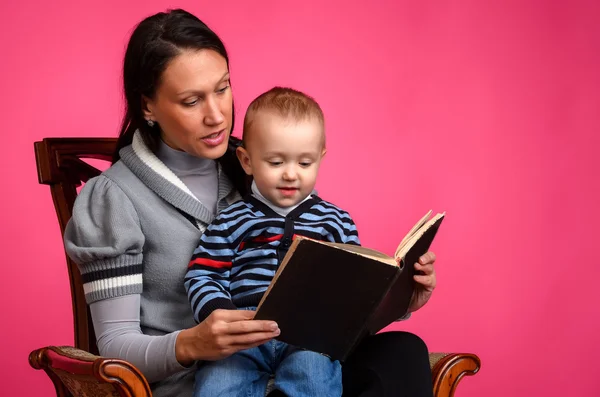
left=237, top=112, right=326, bottom=208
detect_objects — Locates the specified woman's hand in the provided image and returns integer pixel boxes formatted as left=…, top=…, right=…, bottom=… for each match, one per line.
left=407, top=251, right=437, bottom=313
left=176, top=309, right=280, bottom=365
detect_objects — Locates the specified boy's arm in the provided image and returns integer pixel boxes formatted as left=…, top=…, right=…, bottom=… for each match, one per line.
left=335, top=208, right=361, bottom=246
left=184, top=218, right=238, bottom=324
left=309, top=201, right=361, bottom=245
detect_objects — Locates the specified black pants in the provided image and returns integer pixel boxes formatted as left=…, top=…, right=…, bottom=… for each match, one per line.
left=342, top=332, right=434, bottom=397
left=270, top=331, right=433, bottom=397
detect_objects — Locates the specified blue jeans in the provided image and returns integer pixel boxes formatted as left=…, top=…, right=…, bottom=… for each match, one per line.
left=193, top=339, right=342, bottom=397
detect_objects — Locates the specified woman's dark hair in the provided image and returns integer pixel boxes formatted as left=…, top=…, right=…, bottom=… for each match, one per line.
left=114, top=9, right=248, bottom=195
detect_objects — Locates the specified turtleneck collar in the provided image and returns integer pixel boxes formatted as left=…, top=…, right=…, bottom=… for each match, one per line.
left=156, top=138, right=215, bottom=175
left=118, top=131, right=240, bottom=226
left=251, top=180, right=312, bottom=217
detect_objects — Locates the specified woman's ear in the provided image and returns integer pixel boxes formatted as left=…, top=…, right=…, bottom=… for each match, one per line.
left=236, top=146, right=253, bottom=176
left=141, top=95, right=154, bottom=121
left=321, top=147, right=327, bottom=159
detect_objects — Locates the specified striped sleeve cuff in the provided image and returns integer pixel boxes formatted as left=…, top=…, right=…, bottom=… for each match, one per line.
left=197, top=298, right=237, bottom=323
left=79, top=253, right=143, bottom=304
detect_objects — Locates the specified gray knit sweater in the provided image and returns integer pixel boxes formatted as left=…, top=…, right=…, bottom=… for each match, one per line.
left=64, top=132, right=241, bottom=396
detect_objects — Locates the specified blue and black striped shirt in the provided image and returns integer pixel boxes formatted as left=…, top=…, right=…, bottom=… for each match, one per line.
left=185, top=195, right=360, bottom=323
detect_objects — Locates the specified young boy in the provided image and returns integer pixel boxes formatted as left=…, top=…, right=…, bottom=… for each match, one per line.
left=185, top=87, right=360, bottom=397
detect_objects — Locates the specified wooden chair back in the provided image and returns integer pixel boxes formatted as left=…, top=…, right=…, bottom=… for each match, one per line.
left=34, top=138, right=118, bottom=355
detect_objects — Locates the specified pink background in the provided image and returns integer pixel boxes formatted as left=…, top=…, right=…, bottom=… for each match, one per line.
left=2, top=0, right=599, bottom=396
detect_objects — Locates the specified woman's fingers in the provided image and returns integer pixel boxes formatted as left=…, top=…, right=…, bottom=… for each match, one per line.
left=413, top=263, right=436, bottom=290
left=414, top=274, right=436, bottom=289
left=208, top=309, right=279, bottom=335
left=419, top=251, right=436, bottom=265
left=225, top=319, right=280, bottom=334
left=414, top=253, right=436, bottom=290
left=212, top=309, right=256, bottom=321
left=415, top=261, right=434, bottom=275
left=226, top=330, right=281, bottom=348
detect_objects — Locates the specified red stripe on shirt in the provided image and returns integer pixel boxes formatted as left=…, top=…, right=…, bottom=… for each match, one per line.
left=188, top=258, right=232, bottom=269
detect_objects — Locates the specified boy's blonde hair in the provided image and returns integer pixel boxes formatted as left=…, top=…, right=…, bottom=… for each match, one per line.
left=243, top=87, right=325, bottom=147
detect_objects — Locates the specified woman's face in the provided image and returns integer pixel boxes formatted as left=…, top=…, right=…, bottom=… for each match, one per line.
left=144, top=49, right=233, bottom=159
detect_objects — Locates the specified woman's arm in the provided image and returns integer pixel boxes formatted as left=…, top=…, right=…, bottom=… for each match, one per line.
left=92, top=294, right=281, bottom=378
left=90, top=294, right=187, bottom=383
left=66, top=176, right=183, bottom=382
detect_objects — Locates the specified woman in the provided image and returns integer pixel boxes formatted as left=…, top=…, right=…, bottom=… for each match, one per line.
left=65, top=9, right=437, bottom=397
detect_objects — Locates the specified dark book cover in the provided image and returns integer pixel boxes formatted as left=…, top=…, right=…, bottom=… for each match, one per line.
left=254, top=239, right=398, bottom=361
left=254, top=212, right=445, bottom=361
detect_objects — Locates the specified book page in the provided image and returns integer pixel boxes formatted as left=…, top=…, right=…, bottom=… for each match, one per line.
left=395, top=212, right=445, bottom=260
left=320, top=241, right=397, bottom=266
left=396, top=210, right=432, bottom=256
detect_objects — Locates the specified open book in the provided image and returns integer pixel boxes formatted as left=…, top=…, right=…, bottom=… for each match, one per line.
left=254, top=210, right=445, bottom=361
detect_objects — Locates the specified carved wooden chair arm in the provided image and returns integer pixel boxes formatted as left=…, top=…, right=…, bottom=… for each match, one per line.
left=29, top=346, right=151, bottom=397
left=430, top=352, right=481, bottom=397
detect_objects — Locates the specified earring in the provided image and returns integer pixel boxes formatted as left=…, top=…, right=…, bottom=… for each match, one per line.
left=147, top=119, right=155, bottom=127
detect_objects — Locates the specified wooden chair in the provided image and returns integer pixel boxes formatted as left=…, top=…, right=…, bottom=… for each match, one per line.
left=30, top=137, right=481, bottom=397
